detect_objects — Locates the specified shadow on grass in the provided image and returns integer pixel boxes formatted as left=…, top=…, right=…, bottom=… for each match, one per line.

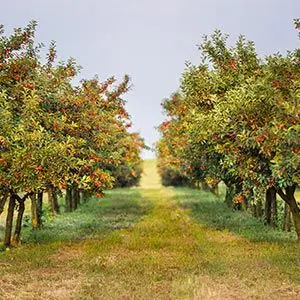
left=6, top=188, right=151, bottom=245
left=171, top=187, right=297, bottom=243
left=171, top=187, right=300, bottom=283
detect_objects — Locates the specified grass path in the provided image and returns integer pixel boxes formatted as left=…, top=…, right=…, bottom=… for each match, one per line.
left=1, top=160, right=300, bottom=299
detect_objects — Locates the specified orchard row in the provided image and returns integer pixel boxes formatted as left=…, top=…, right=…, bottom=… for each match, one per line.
left=157, top=20, right=300, bottom=239
left=0, top=21, right=144, bottom=248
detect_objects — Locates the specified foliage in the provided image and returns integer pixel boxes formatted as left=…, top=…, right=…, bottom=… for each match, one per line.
left=157, top=23, right=300, bottom=238
left=0, top=21, right=144, bottom=247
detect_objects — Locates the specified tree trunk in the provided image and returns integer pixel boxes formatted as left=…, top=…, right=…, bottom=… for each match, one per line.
left=286, top=186, right=300, bottom=239
left=82, top=190, right=91, bottom=202
left=72, top=185, right=80, bottom=210
left=193, top=180, right=198, bottom=189
left=12, top=199, right=25, bottom=245
left=52, top=189, right=60, bottom=214
left=289, top=201, right=300, bottom=239
left=270, top=190, right=277, bottom=228
left=47, top=185, right=60, bottom=216
left=224, top=184, right=237, bottom=208
left=0, top=192, right=8, bottom=215
left=211, top=183, right=219, bottom=197
left=4, top=195, right=16, bottom=248
left=71, top=186, right=78, bottom=211
left=224, top=182, right=243, bottom=210
left=31, top=194, right=39, bottom=230
left=278, top=185, right=300, bottom=240
left=244, top=188, right=253, bottom=211
left=37, top=192, right=43, bottom=225
left=233, top=182, right=245, bottom=210
left=264, top=187, right=277, bottom=228
left=265, top=187, right=277, bottom=228
left=201, top=180, right=210, bottom=191
left=283, top=202, right=291, bottom=232
left=48, top=186, right=55, bottom=216
left=75, top=188, right=80, bottom=206
left=253, top=197, right=263, bottom=218
left=65, top=186, right=73, bottom=212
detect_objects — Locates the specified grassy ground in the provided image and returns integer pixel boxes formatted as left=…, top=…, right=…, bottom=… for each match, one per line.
left=0, top=160, right=300, bottom=299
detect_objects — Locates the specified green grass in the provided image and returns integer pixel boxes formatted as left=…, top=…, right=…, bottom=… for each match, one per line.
left=0, top=188, right=151, bottom=275
left=172, top=187, right=297, bottom=242
left=22, top=189, right=150, bottom=245
left=0, top=188, right=150, bottom=246
left=0, top=160, right=300, bottom=299
left=170, top=186, right=300, bottom=285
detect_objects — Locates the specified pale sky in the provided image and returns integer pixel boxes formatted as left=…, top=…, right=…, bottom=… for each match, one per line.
left=2, top=0, right=300, bottom=158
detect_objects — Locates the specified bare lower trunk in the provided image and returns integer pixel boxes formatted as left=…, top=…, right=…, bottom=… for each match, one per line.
left=271, top=195, right=277, bottom=227
left=253, top=198, right=263, bottom=218
left=82, top=190, right=91, bottom=202
left=72, top=185, right=80, bottom=210
left=265, top=187, right=277, bottom=228
left=287, top=188, right=300, bottom=240
left=37, top=192, right=43, bottom=224
left=283, top=202, right=291, bottom=232
left=278, top=185, right=300, bottom=240
left=201, top=181, right=210, bottom=191
left=75, top=187, right=80, bottom=206
left=71, top=186, right=78, bottom=211
left=31, top=194, right=39, bottom=230
left=224, top=185, right=235, bottom=207
left=52, top=190, right=60, bottom=214
left=4, top=195, right=16, bottom=248
left=289, top=200, right=300, bottom=240
left=211, top=184, right=219, bottom=197
left=31, top=192, right=43, bottom=229
left=65, top=187, right=72, bottom=212
left=12, top=200, right=25, bottom=245
left=48, top=185, right=60, bottom=216
left=48, top=186, right=55, bottom=216
left=224, top=182, right=243, bottom=209
left=31, top=194, right=37, bottom=229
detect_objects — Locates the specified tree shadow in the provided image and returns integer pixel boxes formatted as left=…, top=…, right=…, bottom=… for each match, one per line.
left=18, top=188, right=152, bottom=245
left=172, top=187, right=297, bottom=243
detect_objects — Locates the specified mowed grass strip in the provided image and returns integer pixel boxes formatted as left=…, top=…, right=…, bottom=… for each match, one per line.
left=0, top=188, right=151, bottom=299
left=73, top=185, right=300, bottom=299
left=0, top=160, right=300, bottom=299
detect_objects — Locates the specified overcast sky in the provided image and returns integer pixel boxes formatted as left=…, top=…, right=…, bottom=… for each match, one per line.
left=2, top=0, right=300, bottom=158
